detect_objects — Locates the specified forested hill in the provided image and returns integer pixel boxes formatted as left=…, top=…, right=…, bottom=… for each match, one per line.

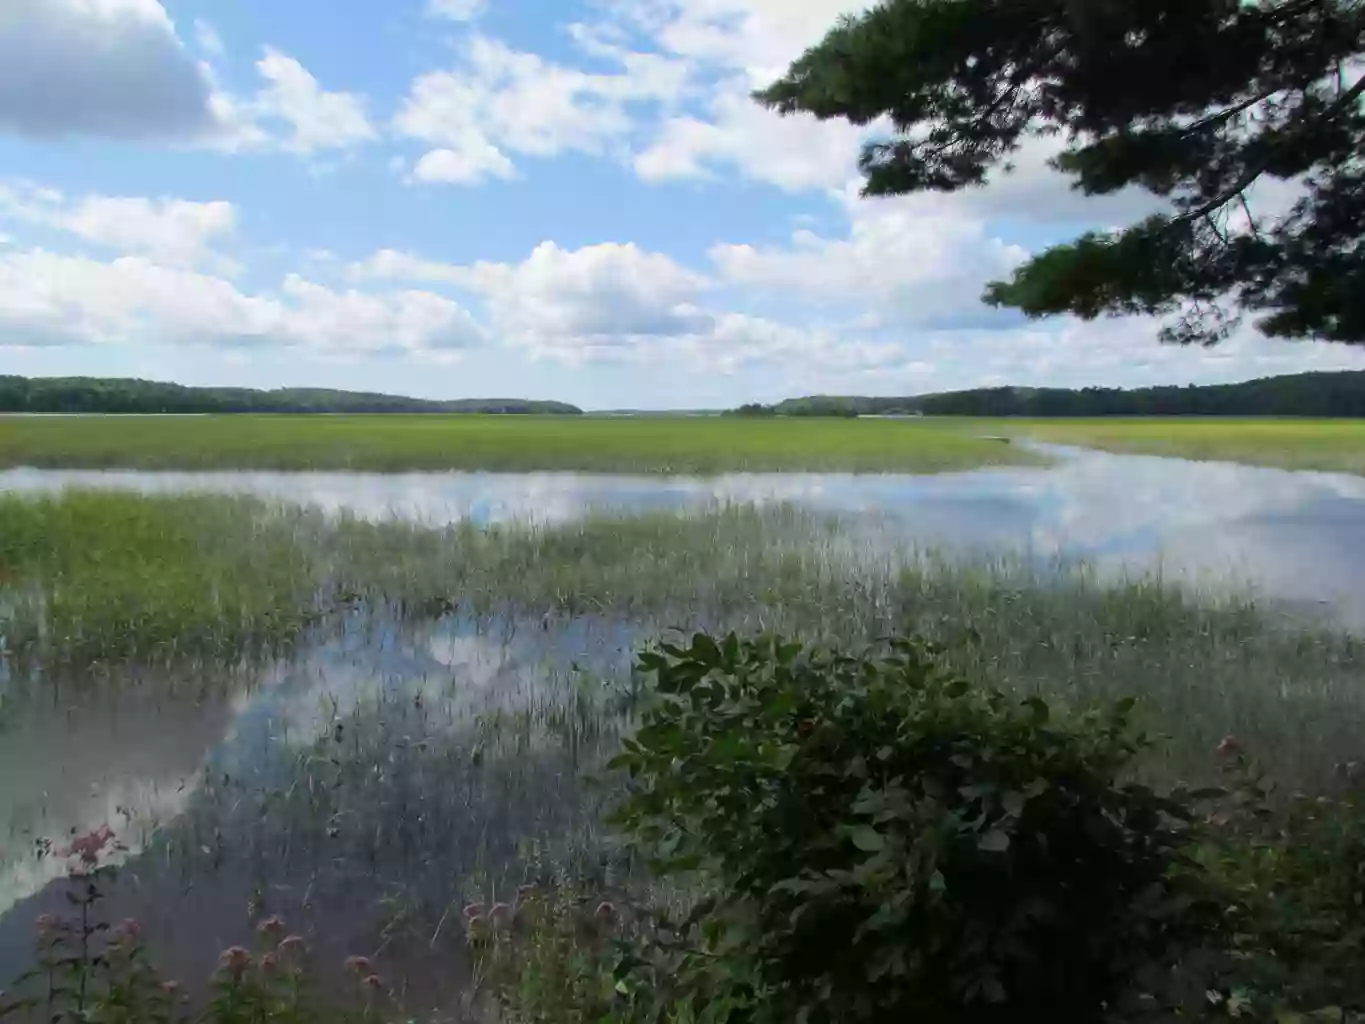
left=757, top=371, right=1365, bottom=418
left=0, top=377, right=582, bottom=415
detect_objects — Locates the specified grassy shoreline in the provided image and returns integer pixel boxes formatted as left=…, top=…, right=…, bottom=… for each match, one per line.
left=0, top=414, right=1034, bottom=474
left=2, top=412, right=1362, bottom=475
left=996, top=416, right=1365, bottom=475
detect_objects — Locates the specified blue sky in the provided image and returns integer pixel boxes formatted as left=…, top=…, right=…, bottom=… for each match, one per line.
left=1, top=0, right=1363, bottom=410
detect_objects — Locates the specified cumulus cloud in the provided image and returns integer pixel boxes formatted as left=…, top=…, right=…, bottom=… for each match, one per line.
left=352, top=243, right=698, bottom=348
left=0, top=248, right=484, bottom=354
left=636, top=81, right=865, bottom=190
left=395, top=34, right=688, bottom=184
left=410, top=143, right=515, bottom=186
left=0, top=0, right=219, bottom=141
left=250, top=48, right=377, bottom=154
left=348, top=249, right=471, bottom=286
left=466, top=241, right=713, bottom=354
left=0, top=183, right=236, bottom=268
left=709, top=192, right=1028, bottom=327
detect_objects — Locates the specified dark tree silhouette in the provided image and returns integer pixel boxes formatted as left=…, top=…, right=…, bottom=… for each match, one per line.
left=757, top=0, right=1365, bottom=346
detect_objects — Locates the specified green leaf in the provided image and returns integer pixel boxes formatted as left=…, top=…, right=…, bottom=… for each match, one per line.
left=978, top=830, right=1011, bottom=853
left=849, top=826, right=885, bottom=852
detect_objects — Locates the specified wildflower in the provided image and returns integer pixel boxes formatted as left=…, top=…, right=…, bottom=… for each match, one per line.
left=115, top=917, right=143, bottom=940
left=489, top=902, right=513, bottom=930
left=1215, top=735, right=1241, bottom=758
left=60, top=825, right=117, bottom=866
left=219, top=946, right=252, bottom=981
left=344, top=955, right=372, bottom=976
left=277, top=935, right=307, bottom=956
left=256, top=916, right=287, bottom=938
left=594, top=901, right=619, bottom=927
left=259, top=952, right=278, bottom=975
left=160, top=981, right=180, bottom=996
left=362, top=974, right=383, bottom=991
left=461, top=902, right=485, bottom=920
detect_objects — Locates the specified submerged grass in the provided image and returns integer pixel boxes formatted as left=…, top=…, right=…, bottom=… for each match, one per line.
left=0, top=413, right=1035, bottom=474
left=996, top=417, right=1365, bottom=475
left=2, top=489, right=1361, bottom=789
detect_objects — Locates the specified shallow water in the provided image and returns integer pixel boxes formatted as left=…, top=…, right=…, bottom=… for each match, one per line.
left=4, top=446, right=1365, bottom=1008
left=4, top=444, right=1365, bottom=626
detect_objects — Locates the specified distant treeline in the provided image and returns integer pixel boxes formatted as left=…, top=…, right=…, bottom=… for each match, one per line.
left=0, top=377, right=582, bottom=415
left=731, top=371, right=1365, bottom=418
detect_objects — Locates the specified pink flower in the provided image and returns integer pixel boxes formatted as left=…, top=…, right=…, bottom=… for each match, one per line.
left=115, top=917, right=143, bottom=940
left=218, top=946, right=252, bottom=980
left=277, top=935, right=306, bottom=956
left=259, top=952, right=278, bottom=975
left=60, top=825, right=117, bottom=866
left=160, top=981, right=180, bottom=995
left=256, top=916, right=287, bottom=938
left=489, top=902, right=513, bottom=929
left=344, top=955, right=372, bottom=975
left=362, top=974, right=383, bottom=991
left=1216, top=735, right=1242, bottom=758
left=461, top=902, right=485, bottom=920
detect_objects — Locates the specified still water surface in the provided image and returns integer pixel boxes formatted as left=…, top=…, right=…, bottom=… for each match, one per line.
left=3, top=446, right=1365, bottom=1007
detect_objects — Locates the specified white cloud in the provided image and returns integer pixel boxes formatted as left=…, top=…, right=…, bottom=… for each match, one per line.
left=0, top=249, right=484, bottom=354
left=194, top=18, right=225, bottom=59
left=0, top=0, right=219, bottom=140
left=395, top=34, right=688, bottom=184
left=345, top=239, right=900, bottom=373
left=411, top=143, right=515, bottom=186
left=428, top=0, right=487, bottom=20
left=468, top=241, right=713, bottom=354
left=348, top=249, right=470, bottom=285
left=636, top=81, right=865, bottom=190
left=610, top=0, right=870, bottom=82
left=0, top=184, right=236, bottom=268
left=250, top=48, right=378, bottom=154
left=710, top=192, right=1028, bottom=326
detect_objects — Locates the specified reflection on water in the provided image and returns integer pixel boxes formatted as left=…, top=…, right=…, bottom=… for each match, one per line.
left=0, top=612, right=641, bottom=1004
left=4, top=446, right=1365, bottom=1005
left=4, top=446, right=1365, bottom=625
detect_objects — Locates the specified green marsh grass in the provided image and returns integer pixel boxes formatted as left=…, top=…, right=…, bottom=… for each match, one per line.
left=0, top=492, right=322, bottom=666
left=2, top=490, right=1361, bottom=788
left=0, top=413, right=1035, bottom=473
left=996, top=417, right=1365, bottom=475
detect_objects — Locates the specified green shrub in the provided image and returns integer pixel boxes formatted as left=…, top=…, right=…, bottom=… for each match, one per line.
left=608, top=633, right=1217, bottom=1022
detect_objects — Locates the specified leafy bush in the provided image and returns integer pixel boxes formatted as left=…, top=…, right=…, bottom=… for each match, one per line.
left=608, top=633, right=1217, bottom=1022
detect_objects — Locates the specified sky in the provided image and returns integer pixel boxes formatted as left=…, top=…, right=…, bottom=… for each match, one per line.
left=1, top=0, right=1363, bottom=410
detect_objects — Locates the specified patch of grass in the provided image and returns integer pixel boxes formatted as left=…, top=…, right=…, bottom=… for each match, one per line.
left=0, top=414, right=1035, bottom=474
left=995, top=417, right=1365, bottom=475
left=3, top=491, right=1362, bottom=789
left=0, top=491, right=322, bottom=666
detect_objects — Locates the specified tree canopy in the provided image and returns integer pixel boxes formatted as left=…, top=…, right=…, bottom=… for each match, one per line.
left=0, top=376, right=582, bottom=416
left=744, top=369, right=1365, bottom=417
left=756, top=0, right=1365, bottom=346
